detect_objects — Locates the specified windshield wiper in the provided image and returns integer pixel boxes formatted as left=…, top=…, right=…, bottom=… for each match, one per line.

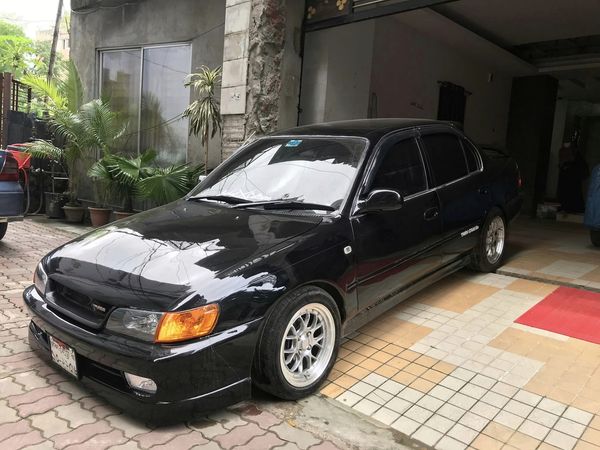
left=232, top=200, right=335, bottom=211
left=187, top=195, right=252, bottom=205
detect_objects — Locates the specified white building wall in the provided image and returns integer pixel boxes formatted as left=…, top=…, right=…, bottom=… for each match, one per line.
left=369, top=15, right=514, bottom=149
left=299, top=20, right=375, bottom=125
left=299, top=12, right=532, bottom=150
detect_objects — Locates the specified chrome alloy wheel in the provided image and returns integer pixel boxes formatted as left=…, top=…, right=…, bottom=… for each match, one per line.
left=279, top=303, right=336, bottom=388
left=486, top=216, right=505, bottom=264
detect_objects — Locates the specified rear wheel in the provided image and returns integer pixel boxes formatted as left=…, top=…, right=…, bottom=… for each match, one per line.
left=0, top=223, right=8, bottom=241
left=591, top=229, right=600, bottom=247
left=253, top=286, right=340, bottom=400
left=470, top=208, right=506, bottom=272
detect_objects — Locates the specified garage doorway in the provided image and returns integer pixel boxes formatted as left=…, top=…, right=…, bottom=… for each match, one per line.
left=298, top=0, right=600, bottom=269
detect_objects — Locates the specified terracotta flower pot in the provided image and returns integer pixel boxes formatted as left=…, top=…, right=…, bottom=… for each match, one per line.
left=88, top=207, right=112, bottom=227
left=62, top=205, right=86, bottom=223
left=114, top=211, right=135, bottom=220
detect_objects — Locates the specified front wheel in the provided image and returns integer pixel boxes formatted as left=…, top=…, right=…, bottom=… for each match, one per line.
left=470, top=208, right=507, bottom=272
left=253, top=286, right=340, bottom=400
left=591, top=229, right=600, bottom=247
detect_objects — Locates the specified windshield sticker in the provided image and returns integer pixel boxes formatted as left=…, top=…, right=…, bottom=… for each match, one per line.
left=285, top=139, right=302, bottom=147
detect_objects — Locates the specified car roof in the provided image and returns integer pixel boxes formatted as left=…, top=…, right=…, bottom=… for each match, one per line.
left=272, top=118, right=460, bottom=143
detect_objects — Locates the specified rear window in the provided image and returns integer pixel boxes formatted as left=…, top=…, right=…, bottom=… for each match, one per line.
left=421, top=133, right=468, bottom=186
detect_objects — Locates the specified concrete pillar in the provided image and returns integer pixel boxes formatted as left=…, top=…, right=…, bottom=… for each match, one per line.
left=506, top=75, right=558, bottom=216
left=546, top=99, right=568, bottom=199
left=220, top=0, right=304, bottom=160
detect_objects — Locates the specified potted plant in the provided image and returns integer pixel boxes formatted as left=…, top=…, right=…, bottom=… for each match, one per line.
left=27, top=99, right=125, bottom=223
left=183, top=66, right=222, bottom=175
left=89, top=150, right=158, bottom=220
left=24, top=62, right=126, bottom=223
left=87, top=156, right=113, bottom=227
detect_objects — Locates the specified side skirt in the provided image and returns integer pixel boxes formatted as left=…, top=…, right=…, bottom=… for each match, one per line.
left=342, top=256, right=470, bottom=336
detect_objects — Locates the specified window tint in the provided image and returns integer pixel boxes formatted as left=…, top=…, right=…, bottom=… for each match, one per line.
left=462, top=139, right=481, bottom=172
left=371, top=138, right=427, bottom=197
left=421, top=133, right=468, bottom=186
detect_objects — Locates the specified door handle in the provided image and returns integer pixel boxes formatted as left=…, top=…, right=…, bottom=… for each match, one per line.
left=424, top=207, right=439, bottom=221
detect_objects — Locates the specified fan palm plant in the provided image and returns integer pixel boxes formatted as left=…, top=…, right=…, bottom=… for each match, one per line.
left=89, top=150, right=203, bottom=210
left=88, top=150, right=156, bottom=212
left=137, top=163, right=204, bottom=206
left=183, top=66, right=222, bottom=174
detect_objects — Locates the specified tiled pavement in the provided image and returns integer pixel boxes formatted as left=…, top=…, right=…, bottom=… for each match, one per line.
left=321, top=271, right=600, bottom=450
left=499, top=218, right=600, bottom=291
left=3, top=218, right=600, bottom=450
left=0, top=220, right=354, bottom=450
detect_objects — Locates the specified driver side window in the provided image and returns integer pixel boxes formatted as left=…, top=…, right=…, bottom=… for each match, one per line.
left=370, top=137, right=427, bottom=197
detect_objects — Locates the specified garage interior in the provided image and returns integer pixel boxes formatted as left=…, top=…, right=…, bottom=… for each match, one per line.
left=299, top=0, right=600, bottom=224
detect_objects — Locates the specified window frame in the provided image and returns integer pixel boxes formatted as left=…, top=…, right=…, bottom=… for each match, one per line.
left=460, top=137, right=484, bottom=173
left=366, top=134, right=430, bottom=199
left=97, top=41, right=193, bottom=158
left=357, top=129, right=431, bottom=202
left=417, top=126, right=483, bottom=189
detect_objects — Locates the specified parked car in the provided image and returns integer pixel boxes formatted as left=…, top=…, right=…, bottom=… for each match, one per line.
left=24, top=119, right=522, bottom=418
left=585, top=164, right=600, bottom=246
left=0, top=150, right=24, bottom=239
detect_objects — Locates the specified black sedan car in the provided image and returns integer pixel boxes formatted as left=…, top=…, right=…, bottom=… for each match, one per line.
left=24, top=119, right=522, bottom=417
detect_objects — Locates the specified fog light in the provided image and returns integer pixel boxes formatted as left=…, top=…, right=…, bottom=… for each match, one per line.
left=124, top=372, right=157, bottom=394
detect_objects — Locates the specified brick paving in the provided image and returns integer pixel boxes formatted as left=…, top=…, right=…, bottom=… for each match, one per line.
left=0, top=220, right=349, bottom=450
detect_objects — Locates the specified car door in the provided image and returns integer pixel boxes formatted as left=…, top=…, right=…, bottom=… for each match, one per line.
left=351, top=132, right=443, bottom=311
left=419, top=129, right=489, bottom=264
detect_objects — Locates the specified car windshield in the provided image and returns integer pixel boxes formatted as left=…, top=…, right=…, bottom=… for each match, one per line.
left=188, top=137, right=368, bottom=211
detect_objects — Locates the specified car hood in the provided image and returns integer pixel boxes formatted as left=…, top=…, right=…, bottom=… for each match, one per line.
left=45, top=200, right=323, bottom=311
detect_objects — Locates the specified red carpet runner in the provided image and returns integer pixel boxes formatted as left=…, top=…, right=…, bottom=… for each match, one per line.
left=515, top=286, right=600, bottom=344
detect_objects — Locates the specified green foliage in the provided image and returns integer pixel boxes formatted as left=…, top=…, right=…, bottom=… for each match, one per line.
left=183, top=66, right=222, bottom=174
left=0, top=20, right=26, bottom=37
left=22, top=59, right=82, bottom=114
left=0, top=35, right=34, bottom=78
left=183, top=66, right=222, bottom=142
left=26, top=99, right=126, bottom=204
left=0, top=24, right=64, bottom=79
left=89, top=150, right=203, bottom=210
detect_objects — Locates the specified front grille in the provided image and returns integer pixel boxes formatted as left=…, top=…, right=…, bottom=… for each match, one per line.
left=46, top=281, right=110, bottom=329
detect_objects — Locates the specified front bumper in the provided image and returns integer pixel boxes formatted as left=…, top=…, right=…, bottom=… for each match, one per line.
left=24, top=285, right=261, bottom=419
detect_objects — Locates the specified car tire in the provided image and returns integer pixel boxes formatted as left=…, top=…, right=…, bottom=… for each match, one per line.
left=591, top=229, right=600, bottom=247
left=0, top=223, right=8, bottom=241
left=253, top=286, right=341, bottom=400
left=470, top=207, right=507, bottom=272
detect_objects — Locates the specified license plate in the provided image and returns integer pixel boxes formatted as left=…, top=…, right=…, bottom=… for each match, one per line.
left=49, top=335, right=78, bottom=378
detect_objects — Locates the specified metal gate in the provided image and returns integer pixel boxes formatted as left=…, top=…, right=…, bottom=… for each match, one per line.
left=0, top=72, right=33, bottom=149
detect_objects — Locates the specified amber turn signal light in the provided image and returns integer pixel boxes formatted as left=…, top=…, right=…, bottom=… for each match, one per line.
left=155, top=304, right=219, bottom=343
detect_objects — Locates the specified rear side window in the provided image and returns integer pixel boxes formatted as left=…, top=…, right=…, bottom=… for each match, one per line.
left=462, top=139, right=481, bottom=172
left=371, top=138, right=427, bottom=197
left=421, top=133, right=468, bottom=186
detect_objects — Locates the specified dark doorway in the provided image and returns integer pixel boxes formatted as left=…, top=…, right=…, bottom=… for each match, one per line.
left=437, top=81, right=468, bottom=124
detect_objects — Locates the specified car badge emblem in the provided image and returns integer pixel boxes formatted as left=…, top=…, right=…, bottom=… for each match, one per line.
left=91, top=303, right=107, bottom=314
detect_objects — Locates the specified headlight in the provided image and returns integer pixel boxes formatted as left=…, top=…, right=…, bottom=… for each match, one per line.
left=106, top=309, right=162, bottom=342
left=106, top=304, right=219, bottom=343
left=33, top=262, right=48, bottom=296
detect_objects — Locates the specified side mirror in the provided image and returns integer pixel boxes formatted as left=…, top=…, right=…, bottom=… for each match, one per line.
left=357, top=189, right=404, bottom=213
